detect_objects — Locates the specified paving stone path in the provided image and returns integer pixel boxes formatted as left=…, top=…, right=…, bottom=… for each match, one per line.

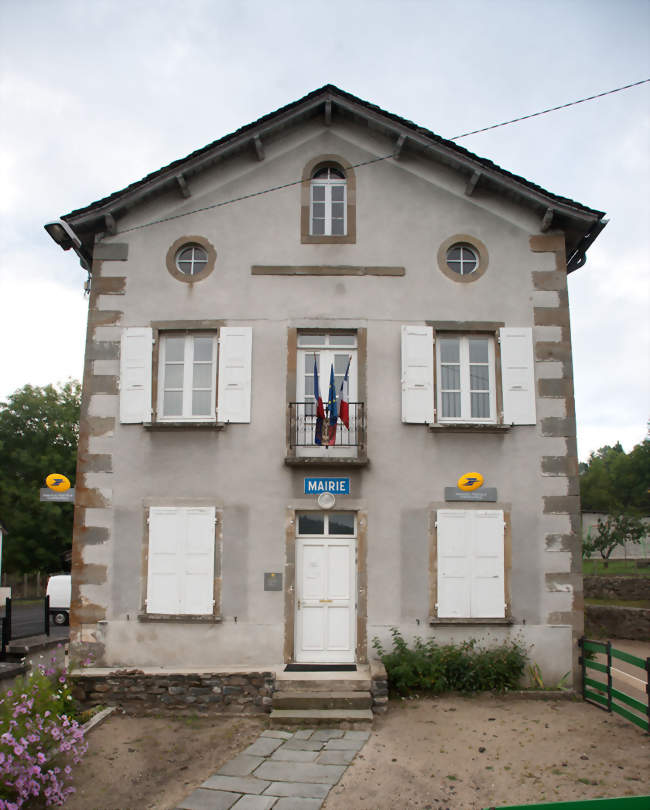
left=176, top=728, right=370, bottom=810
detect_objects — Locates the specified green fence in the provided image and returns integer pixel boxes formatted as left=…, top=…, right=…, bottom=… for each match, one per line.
left=485, top=797, right=650, bottom=809
left=579, top=637, right=649, bottom=733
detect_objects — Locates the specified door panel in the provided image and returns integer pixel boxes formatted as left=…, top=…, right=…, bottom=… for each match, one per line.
left=296, top=536, right=356, bottom=663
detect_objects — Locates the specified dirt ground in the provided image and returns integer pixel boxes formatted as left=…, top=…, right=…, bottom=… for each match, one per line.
left=62, top=714, right=266, bottom=810
left=61, top=695, right=649, bottom=810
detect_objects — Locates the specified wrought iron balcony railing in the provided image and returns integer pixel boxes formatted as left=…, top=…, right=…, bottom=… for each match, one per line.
left=289, top=402, right=365, bottom=448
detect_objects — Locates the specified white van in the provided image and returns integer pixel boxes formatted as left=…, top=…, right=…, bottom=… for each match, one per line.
left=46, top=574, right=71, bottom=626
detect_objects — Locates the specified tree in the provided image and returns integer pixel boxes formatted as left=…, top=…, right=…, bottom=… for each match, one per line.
left=583, top=513, right=647, bottom=565
left=580, top=439, right=650, bottom=515
left=0, top=381, right=80, bottom=574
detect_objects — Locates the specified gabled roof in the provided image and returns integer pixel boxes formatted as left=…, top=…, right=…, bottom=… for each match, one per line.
left=60, top=84, right=606, bottom=272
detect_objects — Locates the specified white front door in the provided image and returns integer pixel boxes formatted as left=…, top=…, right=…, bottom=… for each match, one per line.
left=295, top=511, right=357, bottom=663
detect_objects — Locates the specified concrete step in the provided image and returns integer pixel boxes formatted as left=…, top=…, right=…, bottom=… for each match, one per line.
left=269, top=708, right=373, bottom=729
left=272, top=690, right=372, bottom=710
left=273, top=677, right=372, bottom=692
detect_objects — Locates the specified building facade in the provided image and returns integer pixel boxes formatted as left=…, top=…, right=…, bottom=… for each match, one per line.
left=47, top=86, right=605, bottom=684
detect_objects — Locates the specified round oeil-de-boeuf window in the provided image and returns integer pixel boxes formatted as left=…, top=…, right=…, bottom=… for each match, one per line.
left=165, top=236, right=216, bottom=283
left=437, top=235, right=488, bottom=283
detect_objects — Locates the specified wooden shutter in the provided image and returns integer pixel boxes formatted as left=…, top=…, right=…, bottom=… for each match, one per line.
left=436, top=509, right=505, bottom=619
left=436, top=510, right=471, bottom=618
left=401, top=325, right=434, bottom=423
left=120, top=327, right=153, bottom=423
left=181, top=507, right=216, bottom=615
left=147, top=507, right=182, bottom=613
left=147, top=506, right=215, bottom=615
left=217, top=327, right=252, bottom=423
left=500, top=327, right=536, bottom=425
left=471, top=510, right=506, bottom=618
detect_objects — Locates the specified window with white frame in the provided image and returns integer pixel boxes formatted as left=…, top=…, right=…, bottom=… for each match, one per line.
left=310, top=167, right=347, bottom=236
left=435, top=509, right=506, bottom=619
left=159, top=333, right=217, bottom=420
left=119, top=326, right=252, bottom=425
left=437, top=335, right=496, bottom=422
left=400, top=325, right=536, bottom=426
left=145, top=506, right=217, bottom=616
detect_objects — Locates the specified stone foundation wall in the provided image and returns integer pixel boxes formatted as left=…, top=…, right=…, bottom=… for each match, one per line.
left=585, top=606, right=650, bottom=641
left=71, top=670, right=275, bottom=715
left=584, top=576, right=650, bottom=601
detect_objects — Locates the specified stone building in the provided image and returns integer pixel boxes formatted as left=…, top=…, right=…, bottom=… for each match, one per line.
left=46, top=85, right=605, bottom=691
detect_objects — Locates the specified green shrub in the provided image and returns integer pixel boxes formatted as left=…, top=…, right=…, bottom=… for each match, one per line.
left=372, top=628, right=528, bottom=695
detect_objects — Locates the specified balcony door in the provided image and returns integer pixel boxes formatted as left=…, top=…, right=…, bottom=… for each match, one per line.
left=296, top=334, right=357, bottom=457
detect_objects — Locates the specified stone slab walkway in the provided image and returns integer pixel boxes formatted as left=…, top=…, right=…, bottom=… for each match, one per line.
left=176, top=728, right=370, bottom=810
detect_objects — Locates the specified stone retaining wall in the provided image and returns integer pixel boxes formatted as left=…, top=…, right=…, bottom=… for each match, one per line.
left=71, top=670, right=275, bottom=715
left=585, top=606, right=650, bottom=641
left=370, top=659, right=388, bottom=714
left=584, top=576, right=650, bottom=601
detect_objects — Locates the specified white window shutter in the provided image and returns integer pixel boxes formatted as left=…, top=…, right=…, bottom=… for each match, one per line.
left=471, top=510, right=505, bottom=618
left=217, top=327, right=252, bottom=423
left=401, top=325, right=434, bottom=423
left=500, top=327, right=536, bottom=425
left=120, top=327, right=153, bottom=423
left=147, top=508, right=182, bottom=614
left=436, top=510, right=471, bottom=618
left=181, top=507, right=216, bottom=615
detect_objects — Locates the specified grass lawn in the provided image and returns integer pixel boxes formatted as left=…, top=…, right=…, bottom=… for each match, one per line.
left=582, top=558, right=650, bottom=577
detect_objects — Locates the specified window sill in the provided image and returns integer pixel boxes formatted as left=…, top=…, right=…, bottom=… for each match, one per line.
left=138, top=613, right=223, bottom=623
left=285, top=455, right=369, bottom=467
left=143, top=421, right=226, bottom=431
left=428, top=617, right=513, bottom=626
left=428, top=423, right=511, bottom=434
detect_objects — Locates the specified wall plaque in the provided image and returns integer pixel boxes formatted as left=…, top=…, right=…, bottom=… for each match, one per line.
left=264, top=573, right=283, bottom=591
left=445, top=487, right=497, bottom=502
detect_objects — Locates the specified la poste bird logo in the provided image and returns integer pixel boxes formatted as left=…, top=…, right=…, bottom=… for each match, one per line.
left=457, top=472, right=484, bottom=491
left=45, top=474, right=71, bottom=492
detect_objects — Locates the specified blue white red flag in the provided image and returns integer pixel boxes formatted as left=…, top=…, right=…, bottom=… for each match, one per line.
left=339, top=356, right=351, bottom=430
left=313, top=357, right=325, bottom=445
left=327, top=363, right=338, bottom=446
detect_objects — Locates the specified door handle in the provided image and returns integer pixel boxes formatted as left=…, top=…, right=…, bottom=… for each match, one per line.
left=319, top=599, right=333, bottom=603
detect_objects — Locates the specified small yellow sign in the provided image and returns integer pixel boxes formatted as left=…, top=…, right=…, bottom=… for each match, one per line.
left=457, top=472, right=484, bottom=491
left=45, top=474, right=71, bottom=492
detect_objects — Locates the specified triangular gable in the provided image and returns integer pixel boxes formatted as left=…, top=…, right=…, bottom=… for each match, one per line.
left=58, top=84, right=606, bottom=271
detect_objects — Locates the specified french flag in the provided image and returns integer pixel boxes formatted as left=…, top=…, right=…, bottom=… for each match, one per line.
left=313, top=357, right=325, bottom=445
left=327, top=364, right=338, bottom=446
left=339, top=357, right=351, bottom=429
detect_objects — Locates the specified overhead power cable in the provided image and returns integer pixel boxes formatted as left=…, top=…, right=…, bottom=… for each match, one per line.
left=450, top=78, right=650, bottom=139
left=116, top=78, right=649, bottom=235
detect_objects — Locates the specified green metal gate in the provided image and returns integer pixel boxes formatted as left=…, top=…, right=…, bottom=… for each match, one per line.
left=579, top=637, right=649, bottom=733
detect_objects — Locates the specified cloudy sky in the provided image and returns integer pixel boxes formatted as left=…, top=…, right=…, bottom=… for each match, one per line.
left=0, top=0, right=648, bottom=460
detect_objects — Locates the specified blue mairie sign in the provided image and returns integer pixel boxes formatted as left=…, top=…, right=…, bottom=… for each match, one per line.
left=304, top=477, right=350, bottom=495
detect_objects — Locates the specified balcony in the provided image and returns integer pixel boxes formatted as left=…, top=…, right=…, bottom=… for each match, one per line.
left=286, top=402, right=366, bottom=465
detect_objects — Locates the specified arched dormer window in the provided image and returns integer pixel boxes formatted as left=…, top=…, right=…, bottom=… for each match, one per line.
left=301, top=155, right=356, bottom=244
left=310, top=166, right=346, bottom=236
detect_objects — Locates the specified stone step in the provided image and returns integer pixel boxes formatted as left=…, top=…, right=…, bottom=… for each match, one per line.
left=272, top=690, right=372, bottom=710
left=269, top=708, right=373, bottom=729
left=274, top=677, right=372, bottom=692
